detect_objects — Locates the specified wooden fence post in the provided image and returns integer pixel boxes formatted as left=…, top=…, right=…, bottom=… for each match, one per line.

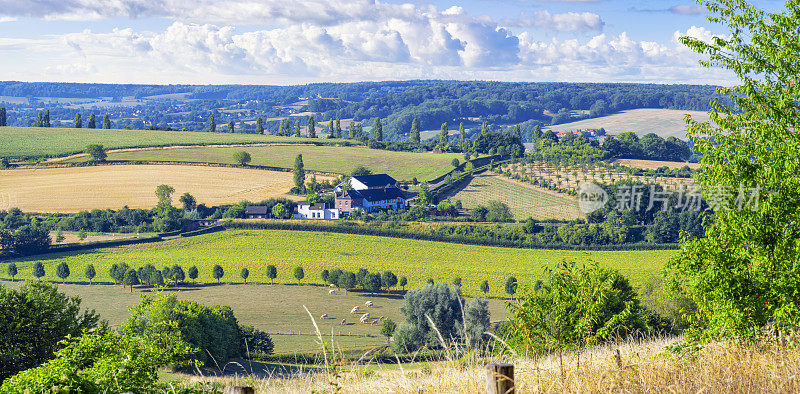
left=486, top=363, right=514, bottom=394
left=225, top=386, right=254, bottom=394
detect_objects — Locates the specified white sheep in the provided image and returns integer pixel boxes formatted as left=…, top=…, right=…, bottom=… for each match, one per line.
left=321, top=314, right=328, bottom=319
left=371, top=320, right=378, bottom=325
left=340, top=318, right=346, bottom=325
left=329, top=284, right=336, bottom=288
left=364, top=301, right=374, bottom=307
left=361, top=313, right=370, bottom=320
left=350, top=306, right=360, bottom=314
left=328, top=289, right=336, bottom=295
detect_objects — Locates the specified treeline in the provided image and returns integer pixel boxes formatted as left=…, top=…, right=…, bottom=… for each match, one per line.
left=526, top=128, right=694, bottom=163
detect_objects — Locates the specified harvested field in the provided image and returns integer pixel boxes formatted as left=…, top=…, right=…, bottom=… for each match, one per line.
left=614, top=158, right=701, bottom=170
left=0, top=164, right=315, bottom=212
left=545, top=108, right=711, bottom=138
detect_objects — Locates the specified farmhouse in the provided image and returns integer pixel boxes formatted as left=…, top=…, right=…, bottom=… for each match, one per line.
left=293, top=201, right=340, bottom=219
left=244, top=206, right=269, bottom=219
left=334, top=174, right=408, bottom=214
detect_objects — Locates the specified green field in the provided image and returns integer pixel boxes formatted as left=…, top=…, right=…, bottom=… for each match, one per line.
left=445, top=173, right=583, bottom=220
left=68, top=145, right=461, bottom=181
left=3, top=229, right=673, bottom=296
left=0, top=126, right=352, bottom=159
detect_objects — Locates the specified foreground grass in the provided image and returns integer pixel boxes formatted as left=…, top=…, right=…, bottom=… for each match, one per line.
left=68, top=145, right=462, bottom=181
left=3, top=229, right=673, bottom=296
left=193, top=337, right=800, bottom=393
left=0, top=126, right=352, bottom=159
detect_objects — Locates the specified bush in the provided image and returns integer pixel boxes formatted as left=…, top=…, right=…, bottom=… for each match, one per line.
left=392, top=282, right=464, bottom=353
left=0, top=281, right=100, bottom=380
left=464, top=297, right=490, bottom=348
left=241, top=325, right=274, bottom=356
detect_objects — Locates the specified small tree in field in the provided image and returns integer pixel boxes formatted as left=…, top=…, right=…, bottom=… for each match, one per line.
left=84, top=264, right=96, bottom=284
left=33, top=262, right=45, bottom=281
left=381, top=271, right=397, bottom=292
left=266, top=265, right=277, bottom=284
left=453, top=277, right=462, bottom=287
left=188, top=266, right=198, bottom=284
left=85, top=144, right=106, bottom=162
left=480, top=280, right=489, bottom=295
left=380, top=318, right=396, bottom=344
left=505, top=276, right=517, bottom=299
left=293, top=266, right=304, bottom=285
left=123, top=269, right=139, bottom=292
left=399, top=276, right=407, bottom=291
left=233, top=151, right=251, bottom=166
left=240, top=268, right=249, bottom=284
left=321, top=269, right=330, bottom=285
left=212, top=265, right=224, bottom=283
left=7, top=262, right=17, bottom=281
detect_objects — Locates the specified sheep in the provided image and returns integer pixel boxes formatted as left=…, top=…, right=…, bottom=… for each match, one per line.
left=371, top=320, right=378, bottom=325
left=320, top=314, right=328, bottom=319
left=329, top=284, right=336, bottom=288
left=350, top=306, right=360, bottom=314
left=364, top=301, right=374, bottom=307
left=328, top=289, right=336, bottom=295
left=340, top=319, right=346, bottom=325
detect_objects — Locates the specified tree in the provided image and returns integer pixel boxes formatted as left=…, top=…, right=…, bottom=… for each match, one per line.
left=155, top=184, right=175, bottom=206
left=0, top=106, right=6, bottom=126
left=212, top=265, right=224, bottom=283
left=171, top=264, right=185, bottom=284
left=480, top=280, right=489, bottom=295
left=34, top=111, right=42, bottom=127
left=392, top=282, right=463, bottom=352
left=0, top=282, right=100, bottom=380
left=464, top=297, right=491, bottom=348
left=271, top=203, right=288, bottom=218
left=84, top=264, right=96, bottom=284
left=453, top=277, right=462, bottom=287
left=373, top=118, right=383, bottom=141
left=294, top=120, right=301, bottom=137
left=293, top=154, right=305, bottom=189
left=458, top=122, right=466, bottom=147
left=33, top=262, right=45, bottom=280
left=87, top=113, right=96, bottom=129
left=327, top=119, right=334, bottom=138
left=233, top=150, right=251, bottom=166
left=399, top=276, right=408, bottom=291
left=410, top=118, right=421, bottom=143
left=356, top=122, right=364, bottom=139
left=84, top=144, right=107, bottom=162
left=102, top=114, right=110, bottom=129
left=208, top=113, right=216, bottom=132
left=293, top=266, right=305, bottom=284
left=179, top=192, right=196, bottom=211
left=418, top=181, right=432, bottom=206
left=307, top=116, right=316, bottom=138
left=513, top=124, right=521, bottom=139
left=7, top=262, right=17, bottom=281
left=266, top=264, right=277, bottom=284
left=321, top=269, right=330, bottom=284
left=505, top=276, right=517, bottom=298
left=256, top=117, right=264, bottom=134
left=337, top=271, right=356, bottom=291
left=241, top=325, right=274, bottom=356
left=43, top=110, right=50, bottom=127
left=109, top=263, right=129, bottom=285
left=451, top=158, right=460, bottom=168
left=381, top=271, right=398, bottom=292
left=335, top=118, right=342, bottom=138
left=363, top=272, right=382, bottom=293
left=380, top=318, right=397, bottom=344
left=74, top=113, right=82, bottom=128
left=188, top=265, right=198, bottom=284
left=439, top=122, right=448, bottom=144
left=227, top=121, right=234, bottom=133
left=123, top=269, right=139, bottom=292
left=486, top=200, right=514, bottom=222
left=240, top=268, right=250, bottom=284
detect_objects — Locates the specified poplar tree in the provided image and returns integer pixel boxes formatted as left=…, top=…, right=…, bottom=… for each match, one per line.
left=102, top=114, right=110, bottom=129
left=277, top=119, right=284, bottom=136
left=481, top=121, right=489, bottom=134
left=208, top=113, right=216, bottom=132
left=459, top=122, right=465, bottom=145
left=43, top=110, right=50, bottom=127
left=357, top=123, right=364, bottom=139
left=34, top=112, right=43, bottom=127
left=440, top=122, right=449, bottom=145
left=293, top=154, right=305, bottom=189
left=74, top=113, right=82, bottom=128
left=227, top=121, right=234, bottom=133
left=348, top=121, right=355, bottom=138
left=373, top=118, right=383, bottom=141
left=0, top=107, right=6, bottom=126
left=327, top=119, right=334, bottom=138
left=410, top=118, right=421, bottom=143
left=335, top=118, right=342, bottom=138
left=88, top=113, right=96, bottom=129
left=256, top=117, right=264, bottom=134
left=308, top=116, right=316, bottom=138
left=295, top=120, right=301, bottom=137
left=513, top=124, right=521, bottom=139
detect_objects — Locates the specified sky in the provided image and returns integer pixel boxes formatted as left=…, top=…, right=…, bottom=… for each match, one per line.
left=0, top=0, right=784, bottom=85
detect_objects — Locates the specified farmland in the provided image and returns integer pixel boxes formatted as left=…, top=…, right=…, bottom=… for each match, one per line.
left=0, top=164, right=318, bottom=212
left=4, top=229, right=675, bottom=297
left=66, top=145, right=462, bottom=181
left=0, top=126, right=352, bottom=160
left=444, top=173, right=583, bottom=220
left=545, top=108, right=710, bottom=138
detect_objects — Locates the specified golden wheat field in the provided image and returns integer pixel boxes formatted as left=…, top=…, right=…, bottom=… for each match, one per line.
left=0, top=164, right=319, bottom=212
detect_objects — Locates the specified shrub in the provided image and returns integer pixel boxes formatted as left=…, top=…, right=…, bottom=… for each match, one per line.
left=241, top=325, right=274, bottom=356
left=392, top=282, right=463, bottom=353
left=464, top=297, right=490, bottom=348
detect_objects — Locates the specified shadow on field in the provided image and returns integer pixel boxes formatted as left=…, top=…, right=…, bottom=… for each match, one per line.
left=197, top=358, right=324, bottom=378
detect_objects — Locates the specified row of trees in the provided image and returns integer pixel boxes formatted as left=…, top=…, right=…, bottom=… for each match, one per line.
left=28, top=110, right=112, bottom=129
left=321, top=268, right=406, bottom=293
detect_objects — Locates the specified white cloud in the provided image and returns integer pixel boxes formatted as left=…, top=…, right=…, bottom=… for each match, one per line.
left=0, top=16, right=17, bottom=22
left=670, top=5, right=706, bottom=15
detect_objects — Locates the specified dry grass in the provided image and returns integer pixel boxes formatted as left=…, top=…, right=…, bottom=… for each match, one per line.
left=545, top=109, right=711, bottom=139
left=0, top=164, right=323, bottom=212
left=189, top=337, right=800, bottom=393
left=614, top=158, right=701, bottom=170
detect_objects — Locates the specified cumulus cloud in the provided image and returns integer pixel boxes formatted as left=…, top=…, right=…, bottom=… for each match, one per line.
left=506, top=10, right=604, bottom=32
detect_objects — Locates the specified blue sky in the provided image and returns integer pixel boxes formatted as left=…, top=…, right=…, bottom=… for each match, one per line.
left=0, top=0, right=783, bottom=85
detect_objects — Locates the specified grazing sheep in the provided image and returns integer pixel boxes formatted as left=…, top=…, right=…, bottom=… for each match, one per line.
left=350, top=307, right=359, bottom=314
left=321, top=314, right=328, bottom=319
left=361, top=313, right=370, bottom=320
left=329, top=284, right=336, bottom=288
left=328, top=289, right=336, bottom=295
left=378, top=316, right=385, bottom=322
left=364, top=301, right=374, bottom=307
left=371, top=320, right=378, bottom=325
left=340, top=319, right=346, bottom=325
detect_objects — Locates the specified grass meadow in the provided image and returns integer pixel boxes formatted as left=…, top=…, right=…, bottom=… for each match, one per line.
left=0, top=126, right=352, bottom=159
left=445, top=173, right=583, bottom=220
left=544, top=108, right=709, bottom=138
left=0, top=165, right=321, bottom=212
left=67, top=145, right=462, bottom=181
left=3, top=229, right=674, bottom=297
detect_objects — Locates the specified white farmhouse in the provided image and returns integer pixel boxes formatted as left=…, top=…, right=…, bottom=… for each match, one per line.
left=293, top=202, right=340, bottom=219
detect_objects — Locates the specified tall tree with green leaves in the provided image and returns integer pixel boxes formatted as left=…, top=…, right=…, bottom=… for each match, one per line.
left=668, top=0, right=800, bottom=341
left=513, top=124, right=521, bottom=139
left=327, top=119, right=334, bottom=138
left=277, top=119, right=284, bottom=136
left=480, top=280, right=489, bottom=295
left=240, top=268, right=249, bottom=284
left=439, top=122, right=449, bottom=144
left=43, top=110, right=50, bottom=127
left=84, top=264, right=96, bottom=284
left=307, top=116, right=316, bottom=138
left=373, top=118, right=383, bottom=141
left=256, top=117, right=264, bottom=134
left=293, top=266, right=304, bottom=285
left=34, top=111, right=43, bottom=127
left=227, top=121, right=234, bottom=133
left=208, top=113, right=216, bottom=132
left=458, top=122, right=465, bottom=146
left=7, top=262, right=17, bottom=281
left=266, top=264, right=277, bottom=284
left=87, top=113, right=96, bottom=129
left=348, top=121, right=355, bottom=138
left=102, top=114, right=110, bottom=129
left=0, top=107, right=6, bottom=127
left=188, top=265, right=198, bottom=283
left=356, top=122, right=364, bottom=139
left=85, top=144, right=106, bottom=162
left=481, top=121, right=489, bottom=134
left=212, top=265, right=224, bottom=283
left=335, top=118, right=342, bottom=138
left=410, top=118, right=420, bottom=143
left=33, top=262, right=45, bottom=281
left=293, top=154, right=305, bottom=189
left=74, top=113, right=82, bottom=128
left=123, top=269, right=139, bottom=292
left=294, top=120, right=301, bottom=137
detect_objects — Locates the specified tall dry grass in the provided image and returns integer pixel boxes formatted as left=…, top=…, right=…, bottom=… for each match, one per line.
left=185, top=335, right=800, bottom=393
